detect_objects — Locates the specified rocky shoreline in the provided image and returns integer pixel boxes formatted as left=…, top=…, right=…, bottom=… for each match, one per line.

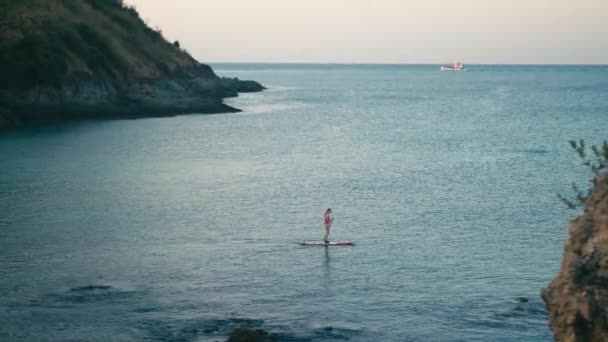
left=0, top=64, right=264, bottom=128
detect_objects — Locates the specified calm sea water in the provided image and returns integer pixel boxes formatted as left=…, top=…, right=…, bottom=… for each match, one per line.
left=1, top=64, right=607, bottom=341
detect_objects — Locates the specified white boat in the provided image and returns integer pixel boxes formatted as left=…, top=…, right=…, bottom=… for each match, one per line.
left=440, top=62, right=466, bottom=71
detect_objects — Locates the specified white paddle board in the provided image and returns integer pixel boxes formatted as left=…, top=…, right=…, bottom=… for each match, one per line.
left=300, top=241, right=354, bottom=246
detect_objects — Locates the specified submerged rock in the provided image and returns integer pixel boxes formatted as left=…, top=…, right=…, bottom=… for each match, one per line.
left=226, top=327, right=278, bottom=342
left=70, top=285, right=112, bottom=292
left=542, top=172, right=608, bottom=341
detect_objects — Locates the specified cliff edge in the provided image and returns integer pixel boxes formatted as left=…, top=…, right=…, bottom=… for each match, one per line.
left=542, top=172, right=608, bottom=341
left=0, top=0, right=264, bottom=127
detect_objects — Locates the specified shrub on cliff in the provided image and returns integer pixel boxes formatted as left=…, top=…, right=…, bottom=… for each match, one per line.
left=559, top=139, right=608, bottom=209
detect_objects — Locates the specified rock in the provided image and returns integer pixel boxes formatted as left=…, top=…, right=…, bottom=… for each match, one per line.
left=542, top=171, right=608, bottom=341
left=226, top=327, right=278, bottom=342
left=0, top=107, right=13, bottom=128
left=70, top=285, right=112, bottom=292
left=221, top=77, right=266, bottom=93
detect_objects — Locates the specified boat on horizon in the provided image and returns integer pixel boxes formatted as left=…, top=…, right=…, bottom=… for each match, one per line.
left=440, top=62, right=466, bottom=71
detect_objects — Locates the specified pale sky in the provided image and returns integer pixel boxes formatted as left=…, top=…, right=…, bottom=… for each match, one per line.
left=126, top=0, right=608, bottom=64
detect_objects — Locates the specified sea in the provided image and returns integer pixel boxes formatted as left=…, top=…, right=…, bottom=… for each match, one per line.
left=1, top=64, right=607, bottom=341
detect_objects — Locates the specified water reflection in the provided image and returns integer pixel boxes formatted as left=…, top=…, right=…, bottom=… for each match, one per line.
left=324, top=246, right=330, bottom=268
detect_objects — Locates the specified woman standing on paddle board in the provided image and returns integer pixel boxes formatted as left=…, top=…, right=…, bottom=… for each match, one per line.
left=323, top=208, right=333, bottom=243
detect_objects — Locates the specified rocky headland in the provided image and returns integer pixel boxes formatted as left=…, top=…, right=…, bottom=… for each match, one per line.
left=0, top=0, right=264, bottom=128
left=542, top=171, right=608, bottom=341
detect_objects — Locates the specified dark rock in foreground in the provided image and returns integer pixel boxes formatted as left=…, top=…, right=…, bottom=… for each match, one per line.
left=542, top=172, right=608, bottom=341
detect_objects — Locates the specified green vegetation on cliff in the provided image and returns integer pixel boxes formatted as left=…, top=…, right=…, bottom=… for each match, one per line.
left=558, top=140, right=608, bottom=209
left=0, top=0, right=201, bottom=90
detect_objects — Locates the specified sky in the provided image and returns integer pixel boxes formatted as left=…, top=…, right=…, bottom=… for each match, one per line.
left=126, top=0, right=608, bottom=64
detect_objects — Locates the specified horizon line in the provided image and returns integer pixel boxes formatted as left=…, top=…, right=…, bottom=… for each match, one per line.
left=204, top=61, right=608, bottom=66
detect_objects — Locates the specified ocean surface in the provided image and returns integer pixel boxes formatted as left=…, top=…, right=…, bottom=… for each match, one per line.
left=1, top=64, right=607, bottom=341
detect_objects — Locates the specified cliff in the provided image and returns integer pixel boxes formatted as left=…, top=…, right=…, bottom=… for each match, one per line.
left=0, top=0, right=264, bottom=127
left=542, top=172, right=608, bottom=341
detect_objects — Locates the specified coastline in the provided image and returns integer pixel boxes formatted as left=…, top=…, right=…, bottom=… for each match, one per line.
left=0, top=65, right=265, bottom=129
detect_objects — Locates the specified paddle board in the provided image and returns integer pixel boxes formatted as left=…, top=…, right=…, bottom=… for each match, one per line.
left=300, top=241, right=354, bottom=246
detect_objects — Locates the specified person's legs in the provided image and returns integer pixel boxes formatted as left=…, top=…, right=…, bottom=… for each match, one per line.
left=324, top=224, right=330, bottom=242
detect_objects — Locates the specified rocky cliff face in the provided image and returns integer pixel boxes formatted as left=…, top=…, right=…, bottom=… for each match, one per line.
left=0, top=0, right=264, bottom=128
left=542, top=172, right=608, bottom=341
left=0, top=64, right=263, bottom=126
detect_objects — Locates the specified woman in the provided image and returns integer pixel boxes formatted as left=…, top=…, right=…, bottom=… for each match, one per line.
left=323, top=208, right=333, bottom=243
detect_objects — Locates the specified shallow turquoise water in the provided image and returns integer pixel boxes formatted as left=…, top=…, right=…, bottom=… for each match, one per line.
left=1, top=64, right=607, bottom=341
